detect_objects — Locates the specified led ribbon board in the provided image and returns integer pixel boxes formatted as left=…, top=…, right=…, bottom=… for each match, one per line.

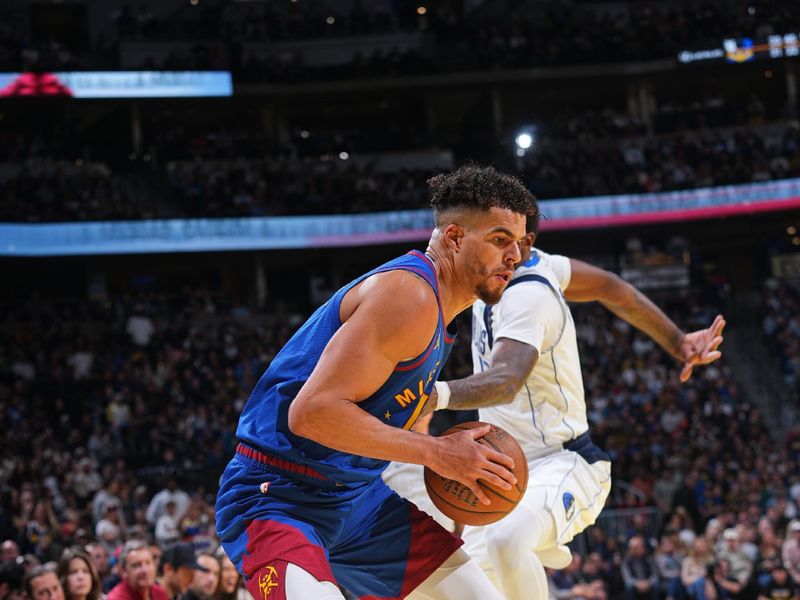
left=0, top=71, right=233, bottom=98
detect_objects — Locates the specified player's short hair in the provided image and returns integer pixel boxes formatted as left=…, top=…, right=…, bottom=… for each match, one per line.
left=428, top=165, right=539, bottom=225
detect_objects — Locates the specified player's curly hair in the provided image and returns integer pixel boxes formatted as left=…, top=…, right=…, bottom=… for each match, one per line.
left=428, top=165, right=539, bottom=224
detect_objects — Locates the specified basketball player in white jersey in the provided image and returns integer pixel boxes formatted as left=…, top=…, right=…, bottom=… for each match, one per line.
left=392, top=216, right=726, bottom=600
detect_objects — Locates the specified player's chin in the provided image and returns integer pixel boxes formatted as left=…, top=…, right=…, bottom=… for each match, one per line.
left=476, top=281, right=506, bottom=305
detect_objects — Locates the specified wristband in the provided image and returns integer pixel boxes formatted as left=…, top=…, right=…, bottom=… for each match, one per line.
left=434, top=380, right=451, bottom=411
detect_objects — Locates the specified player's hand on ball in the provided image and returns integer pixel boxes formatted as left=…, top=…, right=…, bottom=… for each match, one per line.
left=427, top=424, right=516, bottom=505
left=678, top=314, right=726, bottom=383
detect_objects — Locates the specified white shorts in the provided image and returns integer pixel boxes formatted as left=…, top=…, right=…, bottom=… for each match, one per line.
left=382, top=461, right=456, bottom=532
left=462, top=448, right=611, bottom=563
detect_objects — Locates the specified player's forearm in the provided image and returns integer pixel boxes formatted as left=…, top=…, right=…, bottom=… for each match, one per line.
left=287, top=396, right=434, bottom=465
left=600, top=281, right=684, bottom=360
left=442, top=367, right=524, bottom=410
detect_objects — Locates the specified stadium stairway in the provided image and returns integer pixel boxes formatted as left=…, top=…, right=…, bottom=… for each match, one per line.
left=726, top=291, right=798, bottom=437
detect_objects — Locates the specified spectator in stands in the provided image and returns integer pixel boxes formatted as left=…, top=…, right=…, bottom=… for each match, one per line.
left=25, top=564, right=65, bottom=600
left=0, top=542, right=19, bottom=563
left=736, top=524, right=760, bottom=564
left=758, top=562, right=800, bottom=600
left=177, top=500, right=215, bottom=553
left=673, top=471, right=703, bottom=531
left=146, top=481, right=190, bottom=528
left=126, top=307, right=155, bottom=348
left=154, top=502, right=179, bottom=547
left=622, top=535, right=659, bottom=600
left=548, top=553, right=607, bottom=599
left=653, top=467, right=682, bottom=516
left=92, top=482, right=124, bottom=527
left=655, top=535, right=684, bottom=600
left=183, top=554, right=219, bottom=600
left=85, top=544, right=114, bottom=594
left=706, top=558, right=747, bottom=599
left=212, top=550, right=243, bottom=600
left=56, top=546, right=102, bottom=600
left=158, top=543, right=206, bottom=600
left=21, top=500, right=60, bottom=561
left=717, top=528, right=753, bottom=592
left=94, top=503, right=124, bottom=555
left=0, top=560, right=25, bottom=600
left=785, top=521, right=800, bottom=586
left=108, top=540, right=167, bottom=600
left=70, top=460, right=103, bottom=504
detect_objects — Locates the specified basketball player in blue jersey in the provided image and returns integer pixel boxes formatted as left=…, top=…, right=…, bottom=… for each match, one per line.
left=413, top=214, right=725, bottom=600
left=215, top=165, right=539, bottom=600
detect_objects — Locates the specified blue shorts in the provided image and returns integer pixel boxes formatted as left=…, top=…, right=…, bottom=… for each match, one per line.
left=215, top=450, right=462, bottom=600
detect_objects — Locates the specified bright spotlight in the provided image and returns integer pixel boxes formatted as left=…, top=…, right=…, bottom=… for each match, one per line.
left=515, top=132, right=533, bottom=150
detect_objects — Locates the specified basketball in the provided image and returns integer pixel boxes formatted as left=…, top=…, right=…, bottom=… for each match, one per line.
left=423, top=421, right=528, bottom=526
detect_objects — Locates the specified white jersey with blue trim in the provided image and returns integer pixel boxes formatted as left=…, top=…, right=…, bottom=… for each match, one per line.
left=471, top=249, right=587, bottom=459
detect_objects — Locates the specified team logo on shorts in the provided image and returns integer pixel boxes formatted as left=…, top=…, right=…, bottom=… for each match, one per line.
left=562, top=492, right=575, bottom=520
left=257, top=566, right=279, bottom=598
left=260, top=481, right=270, bottom=495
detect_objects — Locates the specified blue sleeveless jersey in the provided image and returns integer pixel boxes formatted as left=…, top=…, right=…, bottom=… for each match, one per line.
left=235, top=250, right=456, bottom=486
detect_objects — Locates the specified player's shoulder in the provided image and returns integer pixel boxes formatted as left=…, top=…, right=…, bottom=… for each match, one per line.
left=511, top=254, right=561, bottom=288
left=523, top=249, right=572, bottom=290
left=357, top=269, right=439, bottom=326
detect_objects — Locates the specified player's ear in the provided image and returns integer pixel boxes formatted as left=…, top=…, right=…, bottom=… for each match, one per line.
left=519, top=232, right=535, bottom=252
left=443, top=224, right=464, bottom=252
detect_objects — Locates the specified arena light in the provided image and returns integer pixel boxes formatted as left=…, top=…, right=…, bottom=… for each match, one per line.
left=514, top=126, right=537, bottom=157
left=515, top=133, right=533, bottom=150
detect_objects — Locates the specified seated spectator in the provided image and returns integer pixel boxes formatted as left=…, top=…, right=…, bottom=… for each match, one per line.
left=154, top=502, right=179, bottom=547
left=107, top=540, right=167, bottom=600
left=784, top=521, right=800, bottom=586
left=25, top=564, right=65, bottom=600
left=622, top=535, right=659, bottom=600
left=84, top=544, right=115, bottom=594
left=549, top=553, right=607, bottom=599
left=56, top=547, right=103, bottom=600
left=146, top=481, right=190, bottom=528
left=655, top=535, right=685, bottom=600
left=758, top=562, right=800, bottom=600
left=183, top=554, right=219, bottom=600
left=212, top=549, right=245, bottom=600
left=158, top=543, right=207, bottom=600
left=0, top=560, right=25, bottom=600
left=717, top=529, right=753, bottom=592
left=705, top=558, right=746, bottom=600
left=94, top=503, right=124, bottom=555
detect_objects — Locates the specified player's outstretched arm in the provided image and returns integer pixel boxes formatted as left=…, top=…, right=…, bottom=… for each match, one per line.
left=564, top=259, right=725, bottom=382
left=433, top=338, right=539, bottom=412
left=287, top=270, right=516, bottom=503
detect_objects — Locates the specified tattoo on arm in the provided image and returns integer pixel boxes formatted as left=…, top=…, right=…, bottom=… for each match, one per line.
left=445, top=338, right=538, bottom=410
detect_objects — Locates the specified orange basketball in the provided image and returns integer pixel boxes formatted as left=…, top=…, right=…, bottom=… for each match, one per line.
left=423, top=421, right=528, bottom=526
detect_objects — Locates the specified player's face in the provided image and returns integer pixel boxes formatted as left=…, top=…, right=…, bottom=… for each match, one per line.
left=461, top=208, right=526, bottom=304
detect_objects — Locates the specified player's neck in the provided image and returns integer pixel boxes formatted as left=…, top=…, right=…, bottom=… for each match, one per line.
left=424, top=243, right=474, bottom=324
